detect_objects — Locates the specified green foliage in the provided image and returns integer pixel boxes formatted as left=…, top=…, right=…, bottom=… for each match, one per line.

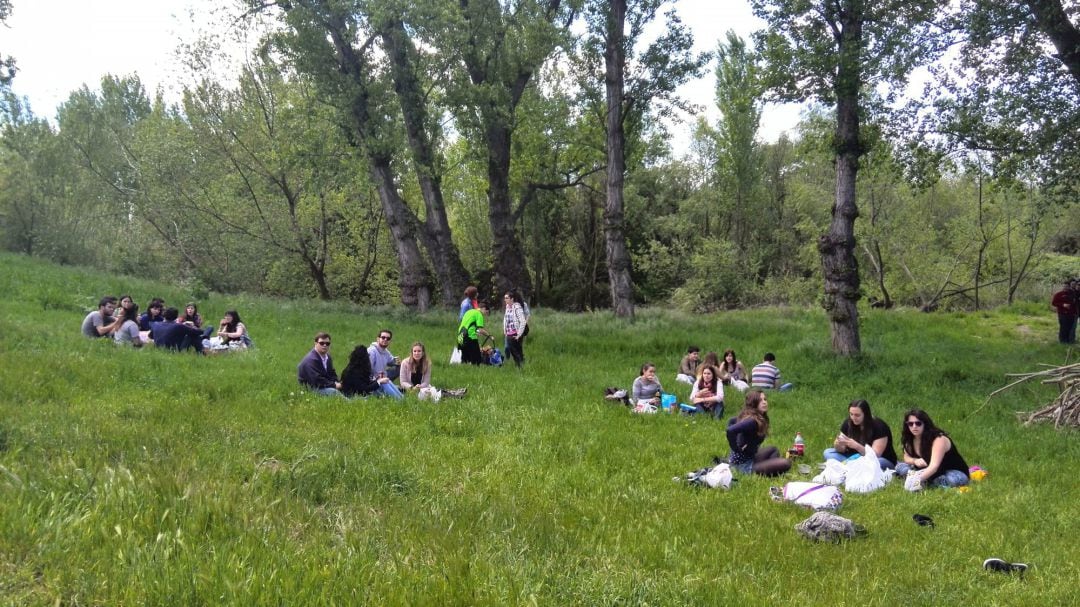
left=1, top=253, right=1078, bottom=605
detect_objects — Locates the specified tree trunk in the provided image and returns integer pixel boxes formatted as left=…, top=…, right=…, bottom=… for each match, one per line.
left=370, top=157, right=432, bottom=311
left=379, top=17, right=470, bottom=304
left=485, top=121, right=532, bottom=297
left=821, top=3, right=863, bottom=355
left=603, top=0, right=635, bottom=319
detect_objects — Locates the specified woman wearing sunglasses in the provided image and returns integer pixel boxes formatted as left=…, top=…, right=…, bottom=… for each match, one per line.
left=895, top=409, right=970, bottom=488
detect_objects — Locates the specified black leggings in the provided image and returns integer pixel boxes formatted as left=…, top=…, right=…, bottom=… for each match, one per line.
left=461, top=339, right=482, bottom=365
left=752, top=446, right=792, bottom=476
left=506, top=336, right=524, bottom=367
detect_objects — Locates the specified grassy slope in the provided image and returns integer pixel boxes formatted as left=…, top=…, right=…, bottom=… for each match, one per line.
left=0, top=252, right=1076, bottom=606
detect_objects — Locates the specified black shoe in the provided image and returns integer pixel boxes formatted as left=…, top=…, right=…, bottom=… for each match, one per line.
left=912, top=514, right=935, bottom=528
left=983, top=558, right=1028, bottom=575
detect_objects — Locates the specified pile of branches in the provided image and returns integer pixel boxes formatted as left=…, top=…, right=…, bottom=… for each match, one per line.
left=984, top=361, right=1080, bottom=428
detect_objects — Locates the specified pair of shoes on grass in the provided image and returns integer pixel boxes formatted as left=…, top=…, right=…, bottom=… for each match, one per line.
left=983, top=558, right=1028, bottom=576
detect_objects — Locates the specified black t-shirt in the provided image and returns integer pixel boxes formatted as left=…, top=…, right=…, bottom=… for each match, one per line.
left=840, top=417, right=897, bottom=464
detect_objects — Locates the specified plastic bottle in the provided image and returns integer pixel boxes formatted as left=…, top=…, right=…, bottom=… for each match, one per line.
left=794, top=432, right=805, bottom=456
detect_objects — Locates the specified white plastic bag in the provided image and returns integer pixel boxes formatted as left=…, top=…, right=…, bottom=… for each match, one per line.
left=782, top=481, right=844, bottom=510
left=449, top=347, right=462, bottom=365
left=813, top=459, right=847, bottom=486
left=904, top=470, right=923, bottom=492
left=632, top=402, right=658, bottom=414
left=417, top=386, right=442, bottom=402
left=700, top=463, right=733, bottom=489
left=845, top=445, right=886, bottom=493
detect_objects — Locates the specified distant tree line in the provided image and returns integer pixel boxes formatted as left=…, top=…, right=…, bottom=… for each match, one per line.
left=1, top=0, right=1078, bottom=354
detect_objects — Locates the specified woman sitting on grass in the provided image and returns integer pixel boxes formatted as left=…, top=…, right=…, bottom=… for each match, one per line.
left=113, top=302, right=145, bottom=347
left=718, top=349, right=749, bottom=392
left=726, top=390, right=791, bottom=476
left=894, top=409, right=970, bottom=488
left=399, top=342, right=466, bottom=398
left=216, top=310, right=251, bottom=348
left=632, top=363, right=663, bottom=407
left=340, top=345, right=383, bottom=398
left=689, top=365, right=724, bottom=419
left=823, top=399, right=897, bottom=469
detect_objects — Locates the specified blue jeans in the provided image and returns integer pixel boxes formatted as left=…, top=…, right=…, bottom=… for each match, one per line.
left=692, top=403, right=724, bottom=419
left=315, top=387, right=343, bottom=397
left=823, top=449, right=895, bottom=469
left=895, top=463, right=969, bottom=487
left=378, top=382, right=404, bottom=400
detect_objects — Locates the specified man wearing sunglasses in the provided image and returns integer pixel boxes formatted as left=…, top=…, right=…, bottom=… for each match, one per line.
left=367, top=329, right=404, bottom=399
left=298, top=332, right=343, bottom=396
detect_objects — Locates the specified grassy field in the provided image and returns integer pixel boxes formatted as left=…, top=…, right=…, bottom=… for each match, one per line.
left=0, top=252, right=1076, bottom=606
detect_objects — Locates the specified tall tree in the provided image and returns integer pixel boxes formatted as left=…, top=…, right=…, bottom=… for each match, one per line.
left=581, top=0, right=705, bottom=317
left=752, top=0, right=944, bottom=354
left=0, top=1, right=15, bottom=88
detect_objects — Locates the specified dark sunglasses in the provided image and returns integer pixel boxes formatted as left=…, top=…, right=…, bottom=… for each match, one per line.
left=316, top=340, right=331, bottom=346
left=906, top=420, right=923, bottom=428
left=378, top=335, right=392, bottom=340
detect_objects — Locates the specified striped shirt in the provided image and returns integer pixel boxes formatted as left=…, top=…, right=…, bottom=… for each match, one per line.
left=751, top=362, right=781, bottom=388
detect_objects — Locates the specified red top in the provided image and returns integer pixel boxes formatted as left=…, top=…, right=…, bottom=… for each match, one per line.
left=1052, top=290, right=1077, bottom=317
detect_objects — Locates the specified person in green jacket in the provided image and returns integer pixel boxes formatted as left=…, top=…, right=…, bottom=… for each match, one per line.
left=458, top=301, right=490, bottom=365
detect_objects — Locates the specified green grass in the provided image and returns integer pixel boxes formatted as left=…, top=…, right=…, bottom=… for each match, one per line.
left=0, top=252, right=1076, bottom=605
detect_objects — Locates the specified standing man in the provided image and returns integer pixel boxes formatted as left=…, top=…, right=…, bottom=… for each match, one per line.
left=458, top=301, right=491, bottom=365
left=1051, top=279, right=1077, bottom=344
left=81, top=296, right=119, bottom=338
left=298, top=332, right=343, bottom=396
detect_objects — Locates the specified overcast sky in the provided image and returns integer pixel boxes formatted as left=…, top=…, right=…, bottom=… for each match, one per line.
left=3, top=0, right=803, bottom=154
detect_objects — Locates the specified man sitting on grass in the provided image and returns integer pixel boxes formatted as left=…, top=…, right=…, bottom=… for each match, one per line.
left=675, top=346, right=701, bottom=385
left=297, top=332, right=343, bottom=396
left=81, top=296, right=119, bottom=338
left=149, top=307, right=205, bottom=354
left=751, top=352, right=793, bottom=391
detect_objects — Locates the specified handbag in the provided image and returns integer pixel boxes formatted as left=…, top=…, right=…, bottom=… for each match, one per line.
left=449, top=347, right=462, bottom=365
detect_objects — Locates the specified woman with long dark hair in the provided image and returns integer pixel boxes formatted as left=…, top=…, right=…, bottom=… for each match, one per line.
left=822, top=399, right=897, bottom=469
left=340, top=345, right=382, bottom=397
left=689, top=365, right=725, bottom=419
left=502, top=290, right=527, bottom=367
left=726, top=390, right=791, bottom=476
left=718, top=349, right=749, bottom=391
left=894, top=409, right=969, bottom=488
left=216, top=310, right=251, bottom=348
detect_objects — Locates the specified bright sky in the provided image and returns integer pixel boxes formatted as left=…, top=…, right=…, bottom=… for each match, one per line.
left=3, top=0, right=803, bottom=153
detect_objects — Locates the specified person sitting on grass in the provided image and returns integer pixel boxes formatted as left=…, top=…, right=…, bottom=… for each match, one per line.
left=216, top=310, right=251, bottom=348
left=150, top=307, right=205, bottom=354
left=339, top=344, right=383, bottom=398
left=689, top=365, right=724, bottom=419
left=751, top=352, right=793, bottom=391
left=726, top=390, right=792, bottom=476
left=398, top=341, right=466, bottom=398
left=675, top=346, right=701, bottom=385
left=138, top=298, right=166, bottom=331
left=632, top=363, right=663, bottom=407
left=113, top=302, right=146, bottom=347
left=718, top=349, right=750, bottom=392
left=297, top=332, right=342, bottom=396
left=367, top=330, right=404, bottom=399
left=822, top=399, right=897, bottom=469
left=894, top=409, right=970, bottom=488
left=179, top=302, right=213, bottom=339
left=81, top=296, right=119, bottom=338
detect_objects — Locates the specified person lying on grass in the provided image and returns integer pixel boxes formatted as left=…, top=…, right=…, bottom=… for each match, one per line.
left=726, top=390, right=791, bottom=476
left=894, top=409, right=970, bottom=488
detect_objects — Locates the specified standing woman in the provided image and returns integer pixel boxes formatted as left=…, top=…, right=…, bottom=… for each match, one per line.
left=726, top=390, right=791, bottom=476
left=689, top=365, right=725, bottom=419
left=718, top=349, right=750, bottom=392
left=459, top=285, right=478, bottom=321
left=895, top=409, right=970, bottom=488
left=503, top=290, right=527, bottom=367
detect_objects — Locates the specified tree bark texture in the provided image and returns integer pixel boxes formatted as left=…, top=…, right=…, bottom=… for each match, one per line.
left=1026, top=0, right=1080, bottom=86
left=379, top=17, right=470, bottom=304
left=821, top=1, right=863, bottom=355
left=484, top=120, right=532, bottom=297
left=603, top=0, right=635, bottom=319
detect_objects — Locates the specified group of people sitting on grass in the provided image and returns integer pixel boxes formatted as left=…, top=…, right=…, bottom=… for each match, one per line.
left=726, top=392, right=970, bottom=488
left=81, top=295, right=251, bottom=353
left=297, top=329, right=466, bottom=401
left=633, top=348, right=792, bottom=418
